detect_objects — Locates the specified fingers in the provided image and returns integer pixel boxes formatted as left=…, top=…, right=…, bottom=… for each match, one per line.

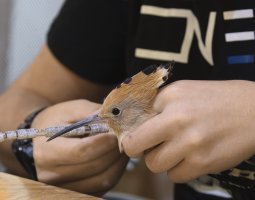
left=144, top=139, right=185, bottom=174
left=34, top=134, right=118, bottom=165
left=123, top=83, right=192, bottom=157
left=37, top=148, right=122, bottom=184
left=122, top=112, right=172, bottom=157
left=167, top=159, right=205, bottom=183
left=68, top=134, right=118, bottom=164
left=59, top=155, right=128, bottom=194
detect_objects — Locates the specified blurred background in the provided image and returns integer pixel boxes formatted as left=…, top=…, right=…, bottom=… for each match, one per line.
left=0, top=0, right=64, bottom=91
left=0, top=1, right=174, bottom=199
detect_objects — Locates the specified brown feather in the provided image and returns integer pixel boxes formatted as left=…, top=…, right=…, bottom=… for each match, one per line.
left=99, top=62, right=174, bottom=151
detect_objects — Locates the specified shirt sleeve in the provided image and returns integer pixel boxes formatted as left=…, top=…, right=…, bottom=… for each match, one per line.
left=47, top=0, right=127, bottom=85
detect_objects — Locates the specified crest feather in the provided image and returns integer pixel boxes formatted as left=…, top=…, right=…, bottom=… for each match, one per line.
left=102, top=62, right=174, bottom=109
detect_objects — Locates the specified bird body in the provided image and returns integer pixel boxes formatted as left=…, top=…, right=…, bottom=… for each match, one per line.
left=99, top=63, right=174, bottom=150
left=48, top=62, right=174, bottom=151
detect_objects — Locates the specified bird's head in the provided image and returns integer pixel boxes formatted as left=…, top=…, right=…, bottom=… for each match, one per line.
left=48, top=62, right=174, bottom=151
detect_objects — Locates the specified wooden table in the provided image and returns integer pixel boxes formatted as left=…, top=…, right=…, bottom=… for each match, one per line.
left=0, top=172, right=101, bottom=200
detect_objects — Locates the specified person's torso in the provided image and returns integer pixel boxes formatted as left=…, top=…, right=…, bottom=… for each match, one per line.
left=127, top=0, right=255, bottom=83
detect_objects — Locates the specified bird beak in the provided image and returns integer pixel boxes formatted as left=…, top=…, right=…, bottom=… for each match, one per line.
left=47, top=114, right=106, bottom=141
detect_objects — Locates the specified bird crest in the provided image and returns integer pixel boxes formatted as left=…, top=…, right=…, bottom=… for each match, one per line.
left=103, top=62, right=174, bottom=110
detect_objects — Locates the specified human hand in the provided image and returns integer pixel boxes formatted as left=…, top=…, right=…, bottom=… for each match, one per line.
left=32, top=99, right=128, bottom=194
left=123, top=80, right=255, bottom=183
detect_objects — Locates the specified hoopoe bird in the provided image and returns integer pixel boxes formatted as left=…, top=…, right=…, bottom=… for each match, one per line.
left=0, top=62, right=174, bottom=152
left=48, top=62, right=174, bottom=151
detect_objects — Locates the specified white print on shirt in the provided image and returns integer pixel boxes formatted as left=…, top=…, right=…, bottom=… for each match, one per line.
left=135, top=5, right=216, bottom=65
left=223, top=9, right=254, bottom=64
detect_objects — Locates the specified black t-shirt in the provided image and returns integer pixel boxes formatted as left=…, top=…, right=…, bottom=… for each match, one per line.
left=48, top=0, right=127, bottom=85
left=48, top=0, right=254, bottom=84
left=47, top=0, right=255, bottom=199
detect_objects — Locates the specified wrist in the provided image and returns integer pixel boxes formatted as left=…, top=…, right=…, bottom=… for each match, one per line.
left=12, top=107, right=47, bottom=180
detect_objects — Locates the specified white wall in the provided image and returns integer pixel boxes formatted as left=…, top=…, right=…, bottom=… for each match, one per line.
left=5, top=0, right=64, bottom=88
left=0, top=0, right=12, bottom=92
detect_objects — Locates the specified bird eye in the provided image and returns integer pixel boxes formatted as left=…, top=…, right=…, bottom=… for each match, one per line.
left=112, top=108, right=121, bottom=116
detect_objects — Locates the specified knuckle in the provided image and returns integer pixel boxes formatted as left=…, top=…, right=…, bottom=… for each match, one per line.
left=168, top=169, right=195, bottom=183
left=172, top=112, right=189, bottom=130
left=190, top=154, right=210, bottom=171
left=145, top=154, right=162, bottom=173
left=188, top=132, right=204, bottom=148
left=122, top=139, right=139, bottom=158
left=124, top=148, right=137, bottom=158
left=99, top=173, right=119, bottom=191
left=100, top=179, right=115, bottom=191
left=167, top=171, right=185, bottom=183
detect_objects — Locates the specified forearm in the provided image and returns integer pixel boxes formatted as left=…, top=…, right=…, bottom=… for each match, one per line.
left=0, top=87, right=51, bottom=177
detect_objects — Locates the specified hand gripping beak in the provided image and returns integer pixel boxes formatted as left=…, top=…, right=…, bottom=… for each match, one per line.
left=47, top=114, right=106, bottom=141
